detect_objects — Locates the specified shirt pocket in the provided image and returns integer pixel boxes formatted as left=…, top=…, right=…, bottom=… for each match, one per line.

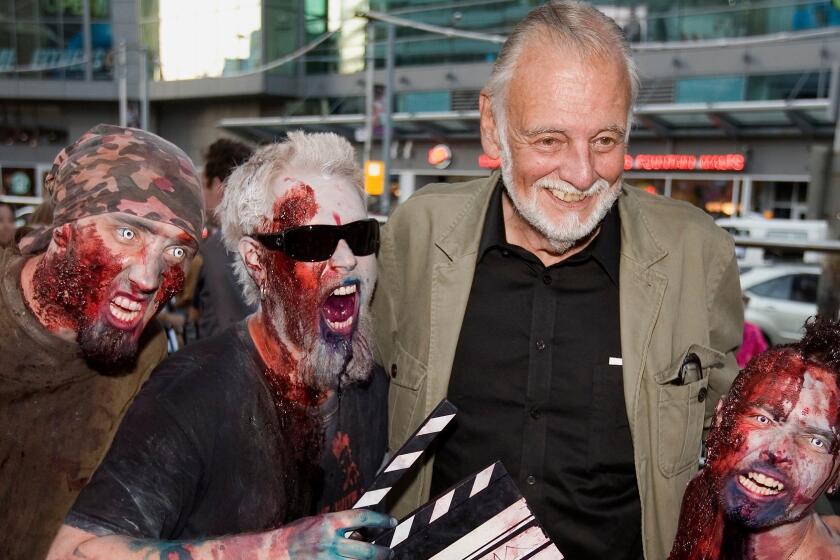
left=588, top=363, right=635, bottom=473
left=655, top=344, right=723, bottom=478
left=387, top=340, right=428, bottom=451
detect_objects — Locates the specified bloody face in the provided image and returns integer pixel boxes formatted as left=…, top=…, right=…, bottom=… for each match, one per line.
left=257, top=168, right=376, bottom=391
left=708, top=353, right=840, bottom=529
left=31, top=213, right=195, bottom=371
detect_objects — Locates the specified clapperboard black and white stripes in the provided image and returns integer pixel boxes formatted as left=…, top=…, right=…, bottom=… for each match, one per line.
left=353, top=399, right=458, bottom=510
left=373, top=461, right=563, bottom=560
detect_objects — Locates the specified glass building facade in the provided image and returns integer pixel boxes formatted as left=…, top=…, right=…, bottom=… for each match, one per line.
left=0, top=0, right=113, bottom=79
left=133, top=0, right=840, bottom=81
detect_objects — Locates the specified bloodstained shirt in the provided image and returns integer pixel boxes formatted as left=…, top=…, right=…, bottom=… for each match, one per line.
left=0, top=248, right=167, bottom=560
left=65, top=320, right=387, bottom=539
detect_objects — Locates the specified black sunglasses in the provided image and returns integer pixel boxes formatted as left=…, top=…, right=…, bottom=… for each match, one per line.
left=254, top=218, right=380, bottom=262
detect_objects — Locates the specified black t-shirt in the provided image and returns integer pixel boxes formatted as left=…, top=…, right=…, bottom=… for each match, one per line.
left=66, top=320, right=387, bottom=539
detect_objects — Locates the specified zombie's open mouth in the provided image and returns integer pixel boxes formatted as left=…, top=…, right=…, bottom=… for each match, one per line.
left=322, top=282, right=359, bottom=337
left=737, top=470, right=786, bottom=497
left=107, top=293, right=145, bottom=329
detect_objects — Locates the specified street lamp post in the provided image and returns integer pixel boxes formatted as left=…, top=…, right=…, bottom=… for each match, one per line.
left=381, top=22, right=395, bottom=216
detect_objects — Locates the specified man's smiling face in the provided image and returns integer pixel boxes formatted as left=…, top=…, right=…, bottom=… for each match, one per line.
left=712, top=358, right=840, bottom=529
left=33, top=212, right=196, bottom=370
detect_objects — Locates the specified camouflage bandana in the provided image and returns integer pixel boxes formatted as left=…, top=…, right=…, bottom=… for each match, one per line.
left=20, top=124, right=205, bottom=254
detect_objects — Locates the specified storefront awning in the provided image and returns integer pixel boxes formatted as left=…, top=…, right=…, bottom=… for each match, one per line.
left=218, top=98, right=837, bottom=143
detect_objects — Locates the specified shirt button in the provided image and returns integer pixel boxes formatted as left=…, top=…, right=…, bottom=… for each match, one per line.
left=390, top=364, right=398, bottom=379
left=529, top=407, right=541, bottom=419
left=502, top=249, right=510, bottom=257
left=697, top=387, right=708, bottom=402
left=526, top=475, right=536, bottom=486
left=542, top=275, right=552, bottom=285
left=536, top=339, right=546, bottom=351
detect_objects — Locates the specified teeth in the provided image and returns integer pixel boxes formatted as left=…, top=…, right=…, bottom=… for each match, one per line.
left=740, top=473, right=783, bottom=495
left=549, top=189, right=587, bottom=203
left=112, top=295, right=142, bottom=311
left=326, top=316, right=354, bottom=331
left=109, top=302, right=141, bottom=323
left=331, top=284, right=357, bottom=297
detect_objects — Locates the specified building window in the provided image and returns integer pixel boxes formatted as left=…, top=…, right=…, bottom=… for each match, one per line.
left=625, top=178, right=666, bottom=196
left=671, top=178, right=736, bottom=218
left=1, top=0, right=113, bottom=80
left=752, top=181, right=808, bottom=219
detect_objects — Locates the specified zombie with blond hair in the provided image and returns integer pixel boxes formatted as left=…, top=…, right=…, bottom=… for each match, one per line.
left=0, top=124, right=205, bottom=560
left=49, top=131, right=392, bottom=560
left=670, top=317, right=840, bottom=560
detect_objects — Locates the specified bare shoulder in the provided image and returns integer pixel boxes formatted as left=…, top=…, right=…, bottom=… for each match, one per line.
left=800, top=514, right=840, bottom=559
left=818, top=514, right=840, bottom=535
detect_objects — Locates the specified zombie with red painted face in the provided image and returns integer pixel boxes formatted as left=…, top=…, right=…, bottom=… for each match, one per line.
left=49, top=131, right=393, bottom=560
left=670, top=317, right=840, bottom=560
left=0, top=124, right=204, bottom=560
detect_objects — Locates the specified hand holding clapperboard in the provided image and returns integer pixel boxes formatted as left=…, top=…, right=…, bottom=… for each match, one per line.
left=352, top=400, right=564, bottom=560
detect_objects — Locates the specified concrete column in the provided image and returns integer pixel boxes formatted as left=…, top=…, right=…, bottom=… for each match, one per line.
left=740, top=177, right=752, bottom=217
left=816, top=150, right=840, bottom=319
left=807, top=145, right=831, bottom=220
left=398, top=172, right=415, bottom=204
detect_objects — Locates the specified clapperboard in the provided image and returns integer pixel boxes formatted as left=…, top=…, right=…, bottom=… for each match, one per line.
left=354, top=399, right=563, bottom=559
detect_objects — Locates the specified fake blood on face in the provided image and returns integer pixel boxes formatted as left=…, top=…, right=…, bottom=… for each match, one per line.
left=251, top=184, right=326, bottom=478
left=32, top=224, right=123, bottom=332
left=669, top=351, right=812, bottom=560
left=155, top=264, right=185, bottom=307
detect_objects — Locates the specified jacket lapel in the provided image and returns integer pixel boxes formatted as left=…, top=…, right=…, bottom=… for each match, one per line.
left=426, top=173, right=499, bottom=409
left=618, top=187, right=668, bottom=437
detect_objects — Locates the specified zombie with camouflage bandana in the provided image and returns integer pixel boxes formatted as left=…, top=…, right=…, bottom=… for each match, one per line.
left=0, top=124, right=204, bottom=560
left=48, top=132, right=390, bottom=560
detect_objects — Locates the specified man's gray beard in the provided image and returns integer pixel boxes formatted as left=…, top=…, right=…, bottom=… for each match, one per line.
left=271, top=310, right=375, bottom=392
left=499, top=141, right=621, bottom=253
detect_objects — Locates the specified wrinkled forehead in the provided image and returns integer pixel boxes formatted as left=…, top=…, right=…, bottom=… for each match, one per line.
left=270, top=168, right=365, bottom=227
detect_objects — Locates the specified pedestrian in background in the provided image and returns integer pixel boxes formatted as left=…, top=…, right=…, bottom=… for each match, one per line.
left=0, top=202, right=15, bottom=249
left=194, top=137, right=257, bottom=338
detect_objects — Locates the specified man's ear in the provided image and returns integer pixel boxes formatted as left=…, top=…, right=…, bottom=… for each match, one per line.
left=50, top=223, right=72, bottom=252
left=479, top=91, right=502, bottom=159
left=239, top=236, right=266, bottom=293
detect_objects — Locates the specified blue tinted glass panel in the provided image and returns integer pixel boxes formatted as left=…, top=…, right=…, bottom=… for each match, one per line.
left=675, top=76, right=744, bottom=103
left=397, top=91, right=451, bottom=113
left=91, top=23, right=112, bottom=79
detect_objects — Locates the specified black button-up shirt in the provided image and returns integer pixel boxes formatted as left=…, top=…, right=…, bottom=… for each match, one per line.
left=430, top=183, right=642, bottom=559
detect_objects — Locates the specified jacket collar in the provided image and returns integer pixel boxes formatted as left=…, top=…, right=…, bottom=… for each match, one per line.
left=435, top=172, right=501, bottom=262
left=617, top=185, right=668, bottom=269
left=435, top=173, right=667, bottom=270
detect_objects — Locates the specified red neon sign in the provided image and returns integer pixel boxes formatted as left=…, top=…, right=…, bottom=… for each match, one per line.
left=625, top=153, right=745, bottom=172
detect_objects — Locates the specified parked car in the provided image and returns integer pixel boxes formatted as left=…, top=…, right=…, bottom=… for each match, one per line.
left=740, top=264, right=820, bottom=345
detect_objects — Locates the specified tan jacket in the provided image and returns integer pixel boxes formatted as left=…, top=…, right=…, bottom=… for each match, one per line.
left=373, top=172, right=743, bottom=560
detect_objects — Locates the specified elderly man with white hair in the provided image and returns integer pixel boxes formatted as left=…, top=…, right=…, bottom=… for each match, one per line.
left=374, top=1, right=743, bottom=559
left=48, top=131, right=393, bottom=560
